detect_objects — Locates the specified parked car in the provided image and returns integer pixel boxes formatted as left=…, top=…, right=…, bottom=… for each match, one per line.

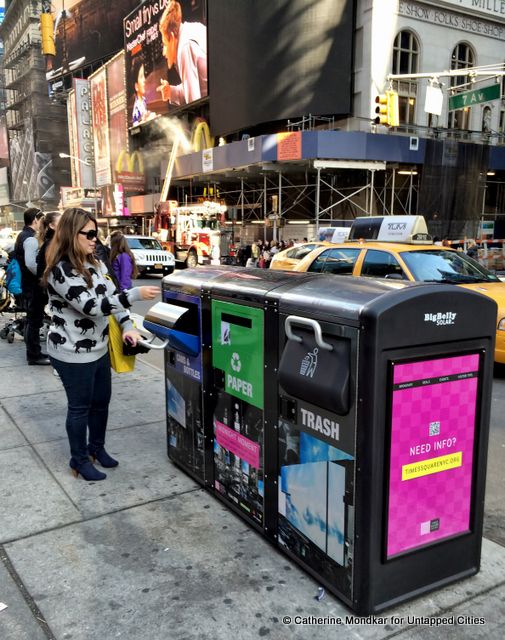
left=269, top=216, right=505, bottom=362
left=0, top=228, right=18, bottom=253
left=269, top=242, right=332, bottom=271
left=125, top=235, right=175, bottom=277
left=289, top=240, right=505, bottom=363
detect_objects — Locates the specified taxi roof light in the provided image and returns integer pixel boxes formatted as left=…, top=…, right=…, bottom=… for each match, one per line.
left=347, top=215, right=433, bottom=245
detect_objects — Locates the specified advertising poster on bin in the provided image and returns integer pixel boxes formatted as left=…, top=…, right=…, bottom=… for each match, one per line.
left=387, top=353, right=480, bottom=558
left=124, top=0, right=208, bottom=129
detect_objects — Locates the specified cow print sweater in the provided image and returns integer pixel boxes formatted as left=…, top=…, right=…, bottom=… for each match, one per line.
left=46, top=259, right=141, bottom=363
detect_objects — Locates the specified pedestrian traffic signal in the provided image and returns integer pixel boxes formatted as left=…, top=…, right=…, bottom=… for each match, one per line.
left=374, top=94, right=388, bottom=125
left=374, top=90, right=400, bottom=127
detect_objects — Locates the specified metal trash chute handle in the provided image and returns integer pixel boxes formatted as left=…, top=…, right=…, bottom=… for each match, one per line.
left=284, top=315, right=333, bottom=351
left=137, top=335, right=169, bottom=351
left=129, top=312, right=169, bottom=351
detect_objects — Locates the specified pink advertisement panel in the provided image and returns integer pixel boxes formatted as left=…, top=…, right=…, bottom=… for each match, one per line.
left=90, top=69, right=112, bottom=187
left=214, top=419, right=260, bottom=469
left=387, top=353, right=480, bottom=558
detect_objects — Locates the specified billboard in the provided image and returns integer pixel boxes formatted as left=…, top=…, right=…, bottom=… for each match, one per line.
left=101, top=184, right=126, bottom=217
left=106, top=53, right=129, bottom=184
left=47, top=0, right=140, bottom=80
left=124, top=0, right=208, bottom=129
left=90, top=68, right=112, bottom=187
left=387, top=353, right=480, bottom=558
left=208, top=0, right=354, bottom=135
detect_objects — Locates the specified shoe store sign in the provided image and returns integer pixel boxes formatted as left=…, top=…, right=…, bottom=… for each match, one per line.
left=399, top=2, right=505, bottom=39
left=211, top=301, right=264, bottom=409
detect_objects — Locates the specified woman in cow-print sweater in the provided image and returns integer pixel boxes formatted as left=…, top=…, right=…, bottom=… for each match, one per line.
left=43, top=208, right=158, bottom=481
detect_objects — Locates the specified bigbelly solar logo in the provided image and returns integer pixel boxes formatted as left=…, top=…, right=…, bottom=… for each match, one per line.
left=424, top=312, right=457, bottom=326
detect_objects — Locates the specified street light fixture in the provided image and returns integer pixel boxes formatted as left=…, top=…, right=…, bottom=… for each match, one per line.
left=58, top=152, right=91, bottom=167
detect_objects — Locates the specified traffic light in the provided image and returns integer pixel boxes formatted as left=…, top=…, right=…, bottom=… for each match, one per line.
left=40, top=13, right=56, bottom=56
left=387, top=90, right=400, bottom=127
left=374, top=90, right=399, bottom=127
left=374, top=94, right=388, bottom=125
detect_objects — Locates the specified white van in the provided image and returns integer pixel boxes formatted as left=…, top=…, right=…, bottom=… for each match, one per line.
left=125, top=235, right=175, bottom=277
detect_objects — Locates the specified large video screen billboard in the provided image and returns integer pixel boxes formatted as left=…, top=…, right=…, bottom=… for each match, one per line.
left=124, top=0, right=207, bottom=129
left=47, top=0, right=139, bottom=80
left=208, top=0, right=353, bottom=135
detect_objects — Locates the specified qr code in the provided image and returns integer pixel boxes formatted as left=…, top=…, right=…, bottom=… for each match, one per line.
left=429, top=421, right=440, bottom=436
left=420, top=521, right=431, bottom=535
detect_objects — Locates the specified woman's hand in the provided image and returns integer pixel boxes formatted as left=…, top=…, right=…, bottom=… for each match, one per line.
left=139, top=286, right=159, bottom=300
left=123, top=329, right=143, bottom=347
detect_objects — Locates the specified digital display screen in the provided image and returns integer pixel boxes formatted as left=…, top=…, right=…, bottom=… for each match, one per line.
left=208, top=0, right=353, bottom=135
left=124, top=0, right=208, bottom=128
left=47, top=1, right=139, bottom=79
left=387, top=353, right=480, bottom=558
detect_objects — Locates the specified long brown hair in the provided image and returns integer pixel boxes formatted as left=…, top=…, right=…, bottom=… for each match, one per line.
left=109, top=232, right=138, bottom=279
left=37, top=211, right=61, bottom=246
left=43, top=208, right=98, bottom=287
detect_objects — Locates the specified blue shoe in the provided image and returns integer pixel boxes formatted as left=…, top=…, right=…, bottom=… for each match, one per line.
left=69, top=458, right=106, bottom=481
left=88, top=447, right=119, bottom=468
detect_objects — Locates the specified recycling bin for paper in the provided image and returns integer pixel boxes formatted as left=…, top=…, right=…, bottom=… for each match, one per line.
left=151, top=269, right=496, bottom=615
left=205, top=269, right=324, bottom=536
left=274, top=277, right=496, bottom=614
left=160, top=267, right=320, bottom=531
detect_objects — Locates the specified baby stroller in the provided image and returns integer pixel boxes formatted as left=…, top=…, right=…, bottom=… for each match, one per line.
left=0, top=251, right=50, bottom=345
left=0, top=252, right=27, bottom=343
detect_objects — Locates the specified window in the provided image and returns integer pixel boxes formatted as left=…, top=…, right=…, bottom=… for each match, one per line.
left=361, top=250, right=406, bottom=279
left=127, top=237, right=163, bottom=250
left=392, top=31, right=419, bottom=125
left=449, top=43, right=475, bottom=130
left=482, top=106, right=492, bottom=133
left=400, top=250, right=499, bottom=283
left=308, top=248, right=361, bottom=275
left=286, top=244, right=320, bottom=260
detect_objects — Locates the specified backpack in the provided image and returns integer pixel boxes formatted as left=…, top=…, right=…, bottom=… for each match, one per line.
left=6, top=257, right=22, bottom=295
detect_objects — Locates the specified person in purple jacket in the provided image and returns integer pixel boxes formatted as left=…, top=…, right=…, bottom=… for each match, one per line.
left=110, top=232, right=138, bottom=290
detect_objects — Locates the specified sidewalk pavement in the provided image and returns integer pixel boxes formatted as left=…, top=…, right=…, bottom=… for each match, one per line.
left=0, top=334, right=504, bottom=640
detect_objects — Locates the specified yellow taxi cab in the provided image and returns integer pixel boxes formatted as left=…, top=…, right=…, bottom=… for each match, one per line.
left=288, top=216, right=505, bottom=363
left=269, top=241, right=332, bottom=271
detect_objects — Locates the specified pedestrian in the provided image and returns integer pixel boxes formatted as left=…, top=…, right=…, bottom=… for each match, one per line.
left=14, top=207, right=48, bottom=365
left=250, top=242, right=260, bottom=266
left=466, top=241, right=479, bottom=260
left=110, top=232, right=138, bottom=290
left=43, top=208, right=158, bottom=481
left=36, top=211, right=61, bottom=282
left=37, top=212, right=62, bottom=375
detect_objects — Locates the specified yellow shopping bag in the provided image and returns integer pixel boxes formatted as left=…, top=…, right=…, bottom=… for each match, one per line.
left=108, top=315, right=135, bottom=373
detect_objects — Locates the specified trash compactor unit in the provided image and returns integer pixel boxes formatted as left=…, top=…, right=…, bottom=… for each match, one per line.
left=143, top=268, right=496, bottom=614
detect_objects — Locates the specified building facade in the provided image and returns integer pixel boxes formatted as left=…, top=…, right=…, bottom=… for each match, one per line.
left=0, top=0, right=69, bottom=213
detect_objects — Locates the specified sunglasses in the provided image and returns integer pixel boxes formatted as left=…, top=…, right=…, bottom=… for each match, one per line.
left=35, top=211, right=44, bottom=220
left=78, top=229, right=98, bottom=241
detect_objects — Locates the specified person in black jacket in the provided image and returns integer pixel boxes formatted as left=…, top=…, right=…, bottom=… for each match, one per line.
left=14, top=207, right=47, bottom=365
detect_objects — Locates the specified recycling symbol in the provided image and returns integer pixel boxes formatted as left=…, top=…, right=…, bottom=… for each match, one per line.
left=231, top=352, right=241, bottom=373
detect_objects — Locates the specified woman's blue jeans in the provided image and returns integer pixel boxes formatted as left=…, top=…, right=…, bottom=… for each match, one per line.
left=50, top=353, right=112, bottom=465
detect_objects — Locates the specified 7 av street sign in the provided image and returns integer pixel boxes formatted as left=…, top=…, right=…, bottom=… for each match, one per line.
left=449, top=84, right=501, bottom=111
